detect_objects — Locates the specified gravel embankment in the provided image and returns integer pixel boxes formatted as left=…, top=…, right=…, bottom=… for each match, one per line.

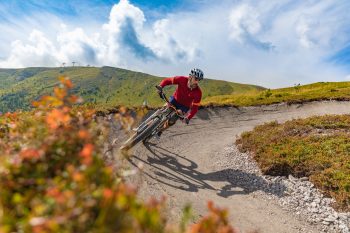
left=217, top=146, right=350, bottom=233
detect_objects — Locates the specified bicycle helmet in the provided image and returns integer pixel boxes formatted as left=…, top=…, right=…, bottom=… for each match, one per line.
left=190, top=68, right=204, bottom=81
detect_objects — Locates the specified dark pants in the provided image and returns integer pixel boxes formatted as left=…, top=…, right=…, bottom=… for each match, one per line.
left=168, top=96, right=189, bottom=126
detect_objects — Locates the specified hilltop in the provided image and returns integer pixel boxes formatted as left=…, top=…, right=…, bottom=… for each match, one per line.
left=0, top=66, right=264, bottom=112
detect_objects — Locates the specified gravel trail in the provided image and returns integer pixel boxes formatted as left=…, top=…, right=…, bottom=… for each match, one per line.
left=114, top=101, right=350, bottom=233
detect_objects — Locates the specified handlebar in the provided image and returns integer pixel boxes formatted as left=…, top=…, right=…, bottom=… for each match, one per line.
left=156, top=86, right=185, bottom=120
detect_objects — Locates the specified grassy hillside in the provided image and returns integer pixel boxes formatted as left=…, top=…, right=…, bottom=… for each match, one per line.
left=202, top=82, right=350, bottom=107
left=0, top=66, right=264, bottom=113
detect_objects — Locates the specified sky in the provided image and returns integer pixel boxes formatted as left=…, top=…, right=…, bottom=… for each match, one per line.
left=0, top=0, right=350, bottom=88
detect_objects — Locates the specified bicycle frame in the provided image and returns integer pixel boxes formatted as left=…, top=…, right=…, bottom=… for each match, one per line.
left=134, top=92, right=184, bottom=133
left=120, top=90, right=185, bottom=150
left=142, top=92, right=185, bottom=138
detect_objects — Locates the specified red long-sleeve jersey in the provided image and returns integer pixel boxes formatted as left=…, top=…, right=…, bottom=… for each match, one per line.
left=159, top=76, right=202, bottom=120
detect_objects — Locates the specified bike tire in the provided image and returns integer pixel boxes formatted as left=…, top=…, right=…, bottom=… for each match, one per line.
left=121, top=117, right=162, bottom=150
left=135, top=108, right=162, bottom=133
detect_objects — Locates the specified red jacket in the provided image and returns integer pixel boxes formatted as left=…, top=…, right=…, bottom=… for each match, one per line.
left=159, top=76, right=202, bottom=120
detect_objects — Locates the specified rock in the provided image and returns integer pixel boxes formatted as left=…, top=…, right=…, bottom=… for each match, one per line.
left=322, top=221, right=331, bottom=225
left=339, top=223, right=348, bottom=230
left=324, top=216, right=337, bottom=223
left=310, top=202, right=317, bottom=208
left=338, top=213, right=348, bottom=220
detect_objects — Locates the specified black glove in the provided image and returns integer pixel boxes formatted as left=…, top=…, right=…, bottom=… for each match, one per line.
left=184, top=117, right=190, bottom=125
left=156, top=85, right=163, bottom=99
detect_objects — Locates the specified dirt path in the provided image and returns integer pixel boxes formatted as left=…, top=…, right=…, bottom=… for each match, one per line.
left=121, top=101, right=350, bottom=233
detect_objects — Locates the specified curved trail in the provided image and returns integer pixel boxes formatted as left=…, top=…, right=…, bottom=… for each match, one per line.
left=122, top=101, right=350, bottom=233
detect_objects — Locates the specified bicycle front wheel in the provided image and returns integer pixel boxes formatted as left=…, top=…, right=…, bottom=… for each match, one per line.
left=121, top=117, right=162, bottom=150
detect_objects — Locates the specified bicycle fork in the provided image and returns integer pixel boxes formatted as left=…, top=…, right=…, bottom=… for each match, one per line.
left=134, top=108, right=163, bottom=133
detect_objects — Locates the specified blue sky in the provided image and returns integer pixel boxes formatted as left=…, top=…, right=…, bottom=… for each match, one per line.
left=0, top=0, right=350, bottom=88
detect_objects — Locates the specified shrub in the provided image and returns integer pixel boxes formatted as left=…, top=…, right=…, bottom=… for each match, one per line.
left=264, top=89, right=272, bottom=98
left=237, top=116, right=350, bottom=211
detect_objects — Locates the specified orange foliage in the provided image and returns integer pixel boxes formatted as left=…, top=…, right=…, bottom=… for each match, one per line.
left=73, top=172, right=84, bottom=182
left=46, top=108, right=71, bottom=130
left=68, top=95, right=82, bottom=104
left=54, top=87, right=67, bottom=99
left=46, top=187, right=60, bottom=197
left=20, top=148, right=42, bottom=160
left=78, top=130, right=90, bottom=140
left=46, top=187, right=66, bottom=204
left=103, top=188, right=114, bottom=199
left=188, top=201, right=238, bottom=233
left=79, top=143, right=94, bottom=165
left=32, top=76, right=78, bottom=109
left=59, top=76, right=73, bottom=89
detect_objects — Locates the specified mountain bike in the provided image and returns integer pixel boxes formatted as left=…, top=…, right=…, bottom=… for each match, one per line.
left=120, top=86, right=185, bottom=150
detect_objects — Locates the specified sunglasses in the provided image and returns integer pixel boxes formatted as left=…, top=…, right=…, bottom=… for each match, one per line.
left=190, top=75, right=201, bottom=81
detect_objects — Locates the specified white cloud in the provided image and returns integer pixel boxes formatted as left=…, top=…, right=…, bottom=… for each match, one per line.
left=0, top=30, right=58, bottom=67
left=103, top=0, right=145, bottom=33
left=0, top=0, right=349, bottom=88
left=146, top=18, right=199, bottom=62
left=102, top=0, right=145, bottom=65
left=56, top=28, right=103, bottom=66
left=0, top=0, right=198, bottom=70
left=229, top=4, right=261, bottom=43
left=296, top=16, right=315, bottom=48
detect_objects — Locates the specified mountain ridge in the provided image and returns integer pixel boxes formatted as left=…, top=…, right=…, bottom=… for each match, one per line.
left=0, top=66, right=265, bottom=112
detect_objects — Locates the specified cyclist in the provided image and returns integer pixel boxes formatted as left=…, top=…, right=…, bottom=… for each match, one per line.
left=155, top=68, right=204, bottom=138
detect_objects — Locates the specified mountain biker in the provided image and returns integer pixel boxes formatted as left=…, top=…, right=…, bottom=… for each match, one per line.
left=155, top=68, right=203, bottom=138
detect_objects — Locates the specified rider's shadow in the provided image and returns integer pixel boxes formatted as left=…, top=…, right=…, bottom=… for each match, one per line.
left=128, top=143, right=287, bottom=198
